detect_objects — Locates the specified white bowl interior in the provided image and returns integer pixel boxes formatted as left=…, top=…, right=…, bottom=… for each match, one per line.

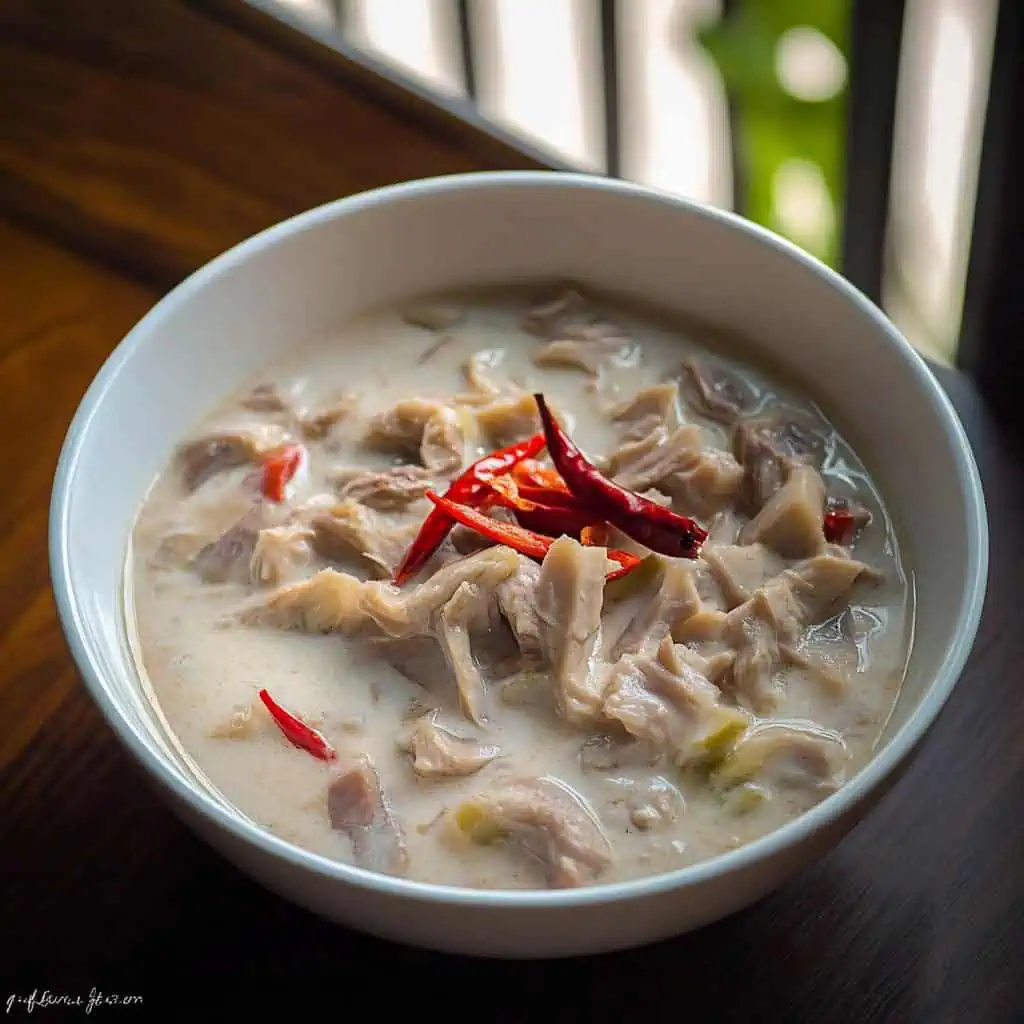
left=52, top=172, right=986, bottom=901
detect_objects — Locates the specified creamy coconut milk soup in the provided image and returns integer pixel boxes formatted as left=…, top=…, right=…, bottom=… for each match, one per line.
left=129, top=285, right=912, bottom=890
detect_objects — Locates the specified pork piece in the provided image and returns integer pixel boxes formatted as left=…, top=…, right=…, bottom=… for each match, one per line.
left=364, top=398, right=464, bottom=474
left=779, top=642, right=849, bottom=695
left=192, top=520, right=258, bottom=584
left=680, top=358, right=755, bottom=424
left=607, top=425, right=744, bottom=516
left=731, top=553, right=873, bottom=645
left=239, top=546, right=520, bottom=636
left=612, top=558, right=724, bottom=645
left=371, top=634, right=455, bottom=701
left=239, top=383, right=356, bottom=442
left=673, top=644, right=736, bottom=687
left=401, top=302, right=464, bottom=331
left=145, top=478, right=259, bottom=571
left=241, top=381, right=300, bottom=414
left=787, top=552, right=880, bottom=617
left=330, top=464, right=432, bottom=511
left=726, top=596, right=799, bottom=696
left=535, top=536, right=608, bottom=725
left=209, top=701, right=261, bottom=740
left=733, top=415, right=827, bottom=512
left=398, top=713, right=498, bottom=778
left=150, top=528, right=207, bottom=570
left=309, top=499, right=418, bottom=579
left=494, top=555, right=544, bottom=661
left=242, top=552, right=516, bottom=729
left=176, top=423, right=289, bottom=492
left=613, top=561, right=702, bottom=657
left=534, top=334, right=634, bottom=375
left=466, top=616, right=529, bottom=693
left=472, top=392, right=542, bottom=447
left=706, top=509, right=744, bottom=546
left=713, top=721, right=847, bottom=794
left=436, top=581, right=492, bottom=725
left=450, top=523, right=498, bottom=556
left=739, top=463, right=826, bottom=559
left=701, top=543, right=785, bottom=609
left=638, top=488, right=672, bottom=508
left=522, top=287, right=634, bottom=372
left=454, top=776, right=613, bottom=888
left=327, top=755, right=409, bottom=876
left=674, top=608, right=729, bottom=644
left=522, top=287, right=604, bottom=338
left=609, top=382, right=679, bottom=441
left=722, top=552, right=875, bottom=711
left=691, top=557, right=729, bottom=608
left=458, top=349, right=518, bottom=403
left=299, top=394, right=358, bottom=441
left=422, top=408, right=465, bottom=475
left=191, top=505, right=285, bottom=584
left=364, top=396, right=447, bottom=456
left=621, top=775, right=685, bottom=831
left=602, top=636, right=750, bottom=767
left=249, top=524, right=315, bottom=585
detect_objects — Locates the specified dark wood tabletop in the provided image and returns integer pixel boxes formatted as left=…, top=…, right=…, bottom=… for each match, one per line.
left=1, top=3, right=1021, bottom=1020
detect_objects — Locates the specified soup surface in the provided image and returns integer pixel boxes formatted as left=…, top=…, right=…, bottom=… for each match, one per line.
left=130, top=286, right=912, bottom=890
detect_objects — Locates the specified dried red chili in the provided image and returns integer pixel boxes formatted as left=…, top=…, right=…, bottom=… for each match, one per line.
left=511, top=458, right=572, bottom=495
left=533, top=394, right=707, bottom=559
left=605, top=551, right=645, bottom=581
left=258, top=688, right=336, bottom=762
left=824, top=510, right=854, bottom=544
left=503, top=482, right=578, bottom=508
left=260, top=443, right=306, bottom=503
left=514, top=506, right=592, bottom=539
left=427, top=490, right=551, bottom=558
left=578, top=524, right=639, bottom=581
left=485, top=476, right=596, bottom=538
left=824, top=499, right=872, bottom=545
left=580, top=523, right=610, bottom=547
left=393, top=433, right=546, bottom=584
left=425, top=490, right=642, bottom=579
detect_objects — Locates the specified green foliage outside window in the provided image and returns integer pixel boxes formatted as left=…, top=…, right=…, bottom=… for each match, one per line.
left=696, top=0, right=850, bottom=268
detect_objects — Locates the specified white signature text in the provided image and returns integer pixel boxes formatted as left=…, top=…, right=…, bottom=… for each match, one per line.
left=6, top=989, right=143, bottom=1015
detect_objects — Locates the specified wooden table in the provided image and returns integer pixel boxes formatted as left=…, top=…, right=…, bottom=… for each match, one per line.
left=1, top=3, right=1021, bottom=1019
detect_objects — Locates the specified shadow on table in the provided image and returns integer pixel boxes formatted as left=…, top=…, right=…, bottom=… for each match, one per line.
left=17, top=838, right=944, bottom=1023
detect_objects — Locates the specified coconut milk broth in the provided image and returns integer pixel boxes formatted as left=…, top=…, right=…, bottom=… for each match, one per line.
left=128, top=285, right=912, bottom=889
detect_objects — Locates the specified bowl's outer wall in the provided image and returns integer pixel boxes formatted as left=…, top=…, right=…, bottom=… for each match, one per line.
left=51, top=172, right=987, bottom=958
left=172, top=782, right=855, bottom=957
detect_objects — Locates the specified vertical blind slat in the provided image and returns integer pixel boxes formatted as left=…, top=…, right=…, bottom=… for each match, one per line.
left=957, top=0, right=1024, bottom=436
left=330, top=0, right=347, bottom=32
left=841, top=0, right=907, bottom=304
left=599, top=0, right=620, bottom=177
left=456, top=0, right=478, bottom=101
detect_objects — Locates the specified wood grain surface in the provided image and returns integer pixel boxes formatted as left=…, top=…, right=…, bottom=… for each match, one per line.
left=0, top=0, right=552, bottom=290
left=1, top=2, right=1021, bottom=1020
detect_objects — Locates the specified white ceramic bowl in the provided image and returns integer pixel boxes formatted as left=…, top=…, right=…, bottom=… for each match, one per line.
left=49, top=171, right=987, bottom=958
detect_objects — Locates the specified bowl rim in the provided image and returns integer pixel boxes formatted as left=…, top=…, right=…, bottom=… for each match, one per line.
left=49, top=169, right=989, bottom=909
